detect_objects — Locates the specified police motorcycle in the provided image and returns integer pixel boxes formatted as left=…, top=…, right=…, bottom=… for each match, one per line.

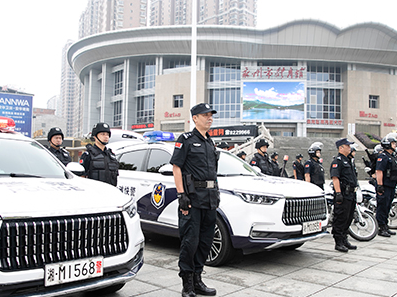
left=325, top=182, right=378, bottom=241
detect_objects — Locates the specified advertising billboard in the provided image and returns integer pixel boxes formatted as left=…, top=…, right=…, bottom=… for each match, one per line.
left=241, top=81, right=305, bottom=122
left=0, top=92, right=33, bottom=136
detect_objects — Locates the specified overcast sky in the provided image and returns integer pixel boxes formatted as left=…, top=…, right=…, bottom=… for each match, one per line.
left=1, top=0, right=397, bottom=108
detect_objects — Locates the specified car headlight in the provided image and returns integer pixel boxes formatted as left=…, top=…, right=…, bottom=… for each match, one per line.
left=236, top=191, right=283, bottom=205
left=122, top=198, right=137, bottom=218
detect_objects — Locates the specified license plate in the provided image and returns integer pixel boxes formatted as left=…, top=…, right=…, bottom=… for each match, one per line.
left=302, top=220, right=322, bottom=235
left=45, top=257, right=104, bottom=287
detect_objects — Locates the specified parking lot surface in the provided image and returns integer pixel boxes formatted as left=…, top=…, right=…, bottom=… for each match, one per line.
left=81, top=228, right=397, bottom=297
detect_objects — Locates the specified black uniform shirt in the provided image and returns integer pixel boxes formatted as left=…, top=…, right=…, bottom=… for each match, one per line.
left=49, top=146, right=72, bottom=166
left=330, top=153, right=358, bottom=199
left=376, top=151, right=397, bottom=188
left=304, top=158, right=325, bottom=186
left=250, top=153, right=273, bottom=175
left=293, top=160, right=304, bottom=180
left=170, top=128, right=220, bottom=210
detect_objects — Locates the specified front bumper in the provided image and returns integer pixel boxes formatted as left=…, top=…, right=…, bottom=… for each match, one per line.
left=0, top=248, right=143, bottom=297
left=231, top=230, right=329, bottom=255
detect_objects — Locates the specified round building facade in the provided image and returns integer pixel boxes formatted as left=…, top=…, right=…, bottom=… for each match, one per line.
left=68, top=20, right=397, bottom=138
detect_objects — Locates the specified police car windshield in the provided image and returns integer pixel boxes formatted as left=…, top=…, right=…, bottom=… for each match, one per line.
left=217, top=151, right=259, bottom=177
left=0, top=139, right=66, bottom=178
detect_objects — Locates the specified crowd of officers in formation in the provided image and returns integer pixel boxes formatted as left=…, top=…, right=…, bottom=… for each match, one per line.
left=219, top=135, right=397, bottom=252
left=45, top=115, right=397, bottom=296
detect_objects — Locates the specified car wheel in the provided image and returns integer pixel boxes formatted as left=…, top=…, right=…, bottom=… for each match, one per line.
left=206, top=216, right=234, bottom=267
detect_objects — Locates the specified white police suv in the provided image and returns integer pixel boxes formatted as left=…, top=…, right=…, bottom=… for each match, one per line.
left=0, top=117, right=144, bottom=296
left=110, top=131, right=328, bottom=267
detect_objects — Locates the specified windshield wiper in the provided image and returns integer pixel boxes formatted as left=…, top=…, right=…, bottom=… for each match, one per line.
left=9, top=173, right=42, bottom=178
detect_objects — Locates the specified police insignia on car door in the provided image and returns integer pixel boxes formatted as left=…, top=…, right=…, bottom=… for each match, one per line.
left=151, top=183, right=165, bottom=209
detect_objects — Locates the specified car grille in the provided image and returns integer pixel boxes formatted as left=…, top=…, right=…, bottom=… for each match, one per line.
left=282, top=196, right=327, bottom=225
left=0, top=212, right=129, bottom=271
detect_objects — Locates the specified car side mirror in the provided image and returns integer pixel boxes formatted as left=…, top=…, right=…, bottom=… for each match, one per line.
left=66, top=162, right=85, bottom=177
left=159, top=164, right=173, bottom=176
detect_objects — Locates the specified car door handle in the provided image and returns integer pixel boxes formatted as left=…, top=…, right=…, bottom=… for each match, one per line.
left=140, top=181, right=150, bottom=186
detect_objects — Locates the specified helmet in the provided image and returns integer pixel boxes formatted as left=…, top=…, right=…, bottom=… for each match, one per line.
left=217, top=141, right=229, bottom=149
left=255, top=139, right=269, bottom=149
left=374, top=144, right=383, bottom=154
left=237, top=151, right=246, bottom=158
left=47, top=127, right=64, bottom=141
left=270, top=152, right=278, bottom=159
left=296, top=153, right=303, bottom=159
left=381, top=136, right=396, bottom=150
left=308, top=146, right=321, bottom=158
left=92, top=122, right=111, bottom=138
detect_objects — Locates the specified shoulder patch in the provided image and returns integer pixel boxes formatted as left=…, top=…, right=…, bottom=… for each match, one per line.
left=332, top=163, right=338, bottom=168
left=377, top=157, right=382, bottom=162
left=305, top=164, right=310, bottom=168
left=175, top=142, right=183, bottom=149
left=183, top=132, right=192, bottom=139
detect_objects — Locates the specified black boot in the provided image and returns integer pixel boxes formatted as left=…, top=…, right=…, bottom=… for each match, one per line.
left=334, top=237, right=348, bottom=252
left=193, top=272, right=216, bottom=296
left=386, top=226, right=396, bottom=235
left=181, top=273, right=196, bottom=297
left=343, top=238, right=357, bottom=250
left=379, top=225, right=391, bottom=237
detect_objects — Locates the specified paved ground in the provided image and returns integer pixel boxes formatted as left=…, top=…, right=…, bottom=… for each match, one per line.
left=96, top=229, right=397, bottom=297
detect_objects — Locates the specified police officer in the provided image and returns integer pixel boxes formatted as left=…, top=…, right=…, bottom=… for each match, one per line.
left=80, top=123, right=119, bottom=186
left=170, top=103, right=219, bottom=297
left=270, top=152, right=281, bottom=176
left=375, top=137, right=397, bottom=237
left=47, top=127, right=71, bottom=166
left=250, top=139, right=273, bottom=175
left=217, top=141, right=229, bottom=150
left=304, top=145, right=325, bottom=190
left=330, top=138, right=358, bottom=252
left=293, top=153, right=304, bottom=180
left=236, top=151, right=247, bottom=161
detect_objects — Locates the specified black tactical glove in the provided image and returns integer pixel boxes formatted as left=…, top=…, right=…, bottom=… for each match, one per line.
left=177, top=193, right=191, bottom=211
left=377, top=185, right=385, bottom=195
left=335, top=192, right=343, bottom=204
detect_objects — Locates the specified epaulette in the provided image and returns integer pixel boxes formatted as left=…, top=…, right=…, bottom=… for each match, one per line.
left=336, top=156, right=342, bottom=160
left=183, top=132, right=193, bottom=139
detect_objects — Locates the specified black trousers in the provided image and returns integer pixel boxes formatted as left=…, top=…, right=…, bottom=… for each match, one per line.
left=178, top=207, right=216, bottom=276
left=376, top=186, right=394, bottom=227
left=332, top=194, right=355, bottom=241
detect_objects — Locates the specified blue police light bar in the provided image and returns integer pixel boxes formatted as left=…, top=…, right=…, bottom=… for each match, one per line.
left=143, top=131, right=175, bottom=142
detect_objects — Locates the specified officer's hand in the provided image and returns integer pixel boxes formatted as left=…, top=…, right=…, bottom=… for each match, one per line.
left=177, top=193, right=191, bottom=211
left=335, top=192, right=343, bottom=204
left=377, top=185, right=385, bottom=195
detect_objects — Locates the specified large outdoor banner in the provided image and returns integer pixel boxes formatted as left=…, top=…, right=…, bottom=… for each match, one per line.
left=241, top=66, right=306, bottom=122
left=0, top=92, right=33, bottom=136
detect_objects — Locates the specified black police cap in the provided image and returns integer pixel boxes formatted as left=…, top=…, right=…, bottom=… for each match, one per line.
left=190, top=103, right=217, bottom=116
left=335, top=138, right=354, bottom=149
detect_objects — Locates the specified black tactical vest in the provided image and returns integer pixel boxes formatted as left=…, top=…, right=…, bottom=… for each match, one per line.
left=86, top=144, right=119, bottom=186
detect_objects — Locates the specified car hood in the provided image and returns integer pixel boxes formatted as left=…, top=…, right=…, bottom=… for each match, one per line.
left=0, top=177, right=129, bottom=218
left=218, top=175, right=324, bottom=198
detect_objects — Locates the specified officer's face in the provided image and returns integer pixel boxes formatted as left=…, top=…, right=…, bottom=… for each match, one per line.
left=339, top=144, right=350, bottom=156
left=96, top=132, right=110, bottom=144
left=51, top=135, right=63, bottom=147
left=194, top=112, right=213, bottom=131
left=315, top=150, right=321, bottom=158
left=392, top=142, right=397, bottom=150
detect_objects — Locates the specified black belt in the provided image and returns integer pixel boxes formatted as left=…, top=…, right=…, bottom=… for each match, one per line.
left=194, top=180, right=217, bottom=188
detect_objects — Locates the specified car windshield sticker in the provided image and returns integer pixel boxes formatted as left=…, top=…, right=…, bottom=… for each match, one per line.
left=151, top=183, right=166, bottom=209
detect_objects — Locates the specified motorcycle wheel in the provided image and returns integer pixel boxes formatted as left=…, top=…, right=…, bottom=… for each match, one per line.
left=348, top=210, right=378, bottom=241
left=388, top=202, right=397, bottom=229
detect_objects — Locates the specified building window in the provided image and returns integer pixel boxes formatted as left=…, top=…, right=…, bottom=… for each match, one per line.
left=114, top=70, right=123, bottom=95
left=113, top=101, right=122, bottom=126
left=209, top=62, right=240, bottom=82
left=137, top=62, right=155, bottom=90
left=173, top=95, right=183, bottom=108
left=137, top=95, right=155, bottom=123
left=369, top=95, right=379, bottom=108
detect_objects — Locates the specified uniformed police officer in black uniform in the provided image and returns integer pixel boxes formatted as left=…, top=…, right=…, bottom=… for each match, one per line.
left=80, top=123, right=119, bottom=186
left=47, top=127, right=72, bottom=166
left=330, top=138, right=358, bottom=252
left=217, top=141, right=229, bottom=150
left=170, top=103, right=219, bottom=297
left=304, top=145, right=325, bottom=190
left=250, top=139, right=273, bottom=175
left=375, top=136, right=397, bottom=237
left=236, top=151, right=247, bottom=161
left=293, top=153, right=304, bottom=180
left=270, top=152, right=281, bottom=176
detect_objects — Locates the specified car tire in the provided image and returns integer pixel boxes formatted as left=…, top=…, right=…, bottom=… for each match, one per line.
left=206, top=216, right=234, bottom=267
